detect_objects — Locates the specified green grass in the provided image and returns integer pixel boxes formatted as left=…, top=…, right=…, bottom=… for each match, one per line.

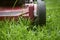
left=0, top=0, right=60, bottom=40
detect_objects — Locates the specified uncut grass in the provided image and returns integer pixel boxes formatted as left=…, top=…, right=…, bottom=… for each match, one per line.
left=0, top=0, right=60, bottom=40
left=0, top=8, right=60, bottom=40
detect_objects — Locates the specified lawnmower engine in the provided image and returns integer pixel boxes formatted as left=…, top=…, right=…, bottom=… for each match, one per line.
left=0, top=0, right=46, bottom=25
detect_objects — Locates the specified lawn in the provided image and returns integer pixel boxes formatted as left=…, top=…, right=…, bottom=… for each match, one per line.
left=0, top=0, right=60, bottom=40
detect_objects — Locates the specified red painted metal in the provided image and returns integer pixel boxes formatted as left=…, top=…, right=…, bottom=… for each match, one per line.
left=0, top=4, right=34, bottom=20
left=29, top=5, right=34, bottom=20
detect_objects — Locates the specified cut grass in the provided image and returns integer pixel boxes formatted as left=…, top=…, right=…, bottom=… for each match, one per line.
left=0, top=0, right=60, bottom=40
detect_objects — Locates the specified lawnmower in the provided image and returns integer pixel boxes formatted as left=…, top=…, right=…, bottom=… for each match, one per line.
left=0, top=0, right=46, bottom=25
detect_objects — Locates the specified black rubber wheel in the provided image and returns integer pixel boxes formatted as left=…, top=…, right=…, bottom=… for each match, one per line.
left=34, top=0, right=46, bottom=26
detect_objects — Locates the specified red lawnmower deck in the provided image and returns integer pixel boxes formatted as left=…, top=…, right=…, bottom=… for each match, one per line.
left=0, top=4, right=34, bottom=20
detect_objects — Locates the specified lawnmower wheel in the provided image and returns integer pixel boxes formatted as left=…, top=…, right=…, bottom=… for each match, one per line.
left=34, top=0, right=46, bottom=26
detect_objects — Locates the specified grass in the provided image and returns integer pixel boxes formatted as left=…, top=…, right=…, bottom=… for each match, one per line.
left=0, top=0, right=60, bottom=40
